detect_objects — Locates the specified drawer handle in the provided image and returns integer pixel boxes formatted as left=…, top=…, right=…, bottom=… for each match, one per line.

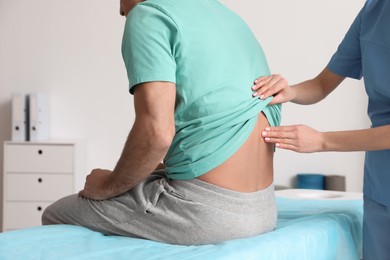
left=37, top=206, right=42, bottom=211
left=38, top=178, right=43, bottom=183
left=38, top=149, right=43, bottom=155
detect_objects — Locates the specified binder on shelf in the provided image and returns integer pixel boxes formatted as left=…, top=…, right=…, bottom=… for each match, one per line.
left=29, top=92, right=50, bottom=141
left=11, top=93, right=28, bottom=141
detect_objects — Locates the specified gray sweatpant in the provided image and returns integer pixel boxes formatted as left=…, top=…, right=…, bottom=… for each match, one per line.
left=42, top=171, right=277, bottom=245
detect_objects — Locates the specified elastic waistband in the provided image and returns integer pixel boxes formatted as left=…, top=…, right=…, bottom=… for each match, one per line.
left=168, top=178, right=275, bottom=213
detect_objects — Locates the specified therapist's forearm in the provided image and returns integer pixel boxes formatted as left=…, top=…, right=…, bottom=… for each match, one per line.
left=323, top=125, right=390, bottom=152
left=290, top=78, right=328, bottom=105
left=291, top=68, right=345, bottom=105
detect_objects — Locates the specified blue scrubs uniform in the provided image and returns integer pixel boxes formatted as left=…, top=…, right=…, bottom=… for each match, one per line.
left=327, top=0, right=390, bottom=259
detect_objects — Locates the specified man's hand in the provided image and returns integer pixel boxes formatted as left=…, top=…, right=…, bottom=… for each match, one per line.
left=79, top=169, right=118, bottom=200
left=251, top=74, right=294, bottom=105
left=262, top=125, right=325, bottom=153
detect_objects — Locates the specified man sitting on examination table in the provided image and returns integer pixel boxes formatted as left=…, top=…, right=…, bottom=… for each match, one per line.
left=42, top=0, right=281, bottom=245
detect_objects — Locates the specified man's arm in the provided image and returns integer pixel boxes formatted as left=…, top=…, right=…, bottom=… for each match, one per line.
left=262, top=124, right=390, bottom=153
left=79, top=81, right=176, bottom=200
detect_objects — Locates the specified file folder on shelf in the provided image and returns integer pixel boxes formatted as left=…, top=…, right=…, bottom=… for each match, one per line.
left=29, top=92, right=50, bottom=141
left=11, top=93, right=28, bottom=141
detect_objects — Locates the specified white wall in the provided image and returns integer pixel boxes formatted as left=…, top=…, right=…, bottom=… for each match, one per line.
left=0, top=0, right=369, bottom=223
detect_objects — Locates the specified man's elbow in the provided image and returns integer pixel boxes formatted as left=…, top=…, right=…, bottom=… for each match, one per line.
left=155, top=129, right=175, bottom=150
left=147, top=125, right=175, bottom=151
left=133, top=116, right=175, bottom=152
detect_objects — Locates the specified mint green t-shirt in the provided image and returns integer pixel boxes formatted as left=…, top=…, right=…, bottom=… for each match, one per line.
left=122, top=0, right=281, bottom=180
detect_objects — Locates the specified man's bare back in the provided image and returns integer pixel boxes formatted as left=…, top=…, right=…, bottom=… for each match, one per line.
left=197, top=112, right=273, bottom=192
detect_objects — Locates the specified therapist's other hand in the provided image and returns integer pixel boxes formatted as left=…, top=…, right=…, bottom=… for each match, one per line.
left=262, top=125, right=325, bottom=153
left=252, top=74, right=294, bottom=105
left=79, top=168, right=117, bottom=200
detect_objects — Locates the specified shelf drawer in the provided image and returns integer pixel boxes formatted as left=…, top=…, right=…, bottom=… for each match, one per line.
left=4, top=144, right=74, bottom=173
left=5, top=173, right=73, bottom=201
left=3, top=201, right=52, bottom=231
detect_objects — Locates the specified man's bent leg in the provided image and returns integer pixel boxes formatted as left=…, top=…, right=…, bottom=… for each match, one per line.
left=42, top=173, right=165, bottom=238
left=42, top=172, right=277, bottom=245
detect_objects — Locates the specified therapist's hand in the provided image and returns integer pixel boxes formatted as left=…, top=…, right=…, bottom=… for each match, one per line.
left=79, top=168, right=117, bottom=200
left=252, top=74, right=294, bottom=105
left=262, top=125, right=325, bottom=153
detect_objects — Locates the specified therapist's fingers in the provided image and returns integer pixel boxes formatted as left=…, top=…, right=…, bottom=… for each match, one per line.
left=262, top=125, right=324, bottom=153
left=262, top=127, right=296, bottom=149
left=260, top=75, right=288, bottom=100
left=252, top=75, right=273, bottom=90
left=262, top=125, right=300, bottom=135
left=252, top=74, right=279, bottom=94
left=252, top=74, right=288, bottom=100
left=252, top=74, right=280, bottom=92
left=262, top=126, right=297, bottom=139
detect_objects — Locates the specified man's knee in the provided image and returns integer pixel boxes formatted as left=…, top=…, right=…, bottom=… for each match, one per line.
left=41, top=202, right=58, bottom=225
left=41, top=195, right=76, bottom=225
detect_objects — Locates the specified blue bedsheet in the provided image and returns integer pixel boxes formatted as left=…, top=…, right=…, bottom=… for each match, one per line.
left=0, top=197, right=362, bottom=260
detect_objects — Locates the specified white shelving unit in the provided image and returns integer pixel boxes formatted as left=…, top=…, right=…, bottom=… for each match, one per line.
left=2, top=141, right=82, bottom=232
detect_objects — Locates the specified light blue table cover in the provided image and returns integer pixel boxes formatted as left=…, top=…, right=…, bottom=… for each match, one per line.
left=0, top=197, right=363, bottom=260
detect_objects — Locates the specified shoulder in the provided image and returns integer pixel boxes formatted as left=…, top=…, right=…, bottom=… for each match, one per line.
left=123, top=2, right=181, bottom=42
left=127, top=1, right=177, bottom=26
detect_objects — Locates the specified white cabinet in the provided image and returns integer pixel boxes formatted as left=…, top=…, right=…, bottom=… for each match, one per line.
left=2, top=141, right=80, bottom=232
